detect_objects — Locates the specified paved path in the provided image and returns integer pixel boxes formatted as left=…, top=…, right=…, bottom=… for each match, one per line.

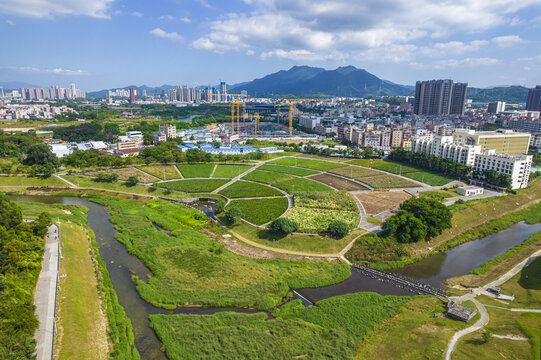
left=34, top=224, right=60, bottom=360
left=445, top=296, right=488, bottom=360
left=444, top=190, right=503, bottom=206
left=54, top=174, right=76, bottom=188
left=212, top=161, right=264, bottom=193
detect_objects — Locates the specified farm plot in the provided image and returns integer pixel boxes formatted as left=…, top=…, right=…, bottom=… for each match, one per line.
left=346, top=159, right=388, bottom=167
left=296, top=154, right=352, bottom=162
left=372, top=161, right=454, bottom=186
left=137, top=165, right=181, bottom=180
left=354, top=191, right=412, bottom=215
left=242, top=170, right=295, bottom=185
left=176, top=164, right=215, bottom=178
left=258, top=164, right=318, bottom=176
left=219, top=181, right=282, bottom=198
left=269, top=157, right=347, bottom=171
left=274, top=178, right=333, bottom=194
left=308, top=173, right=369, bottom=191
left=212, top=164, right=252, bottom=179
left=226, top=197, right=289, bottom=225
left=95, top=167, right=159, bottom=183
left=284, top=191, right=360, bottom=233
left=330, top=166, right=381, bottom=179
left=356, top=174, right=419, bottom=189
left=159, top=179, right=228, bottom=193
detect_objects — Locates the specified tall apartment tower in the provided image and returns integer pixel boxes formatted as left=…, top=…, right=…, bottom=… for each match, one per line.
left=487, top=101, right=506, bottom=114
left=414, top=80, right=467, bottom=115
left=129, top=88, right=135, bottom=103
left=526, top=85, right=541, bottom=112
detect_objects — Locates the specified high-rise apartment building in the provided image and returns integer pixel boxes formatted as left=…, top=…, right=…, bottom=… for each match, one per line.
left=487, top=101, right=506, bottom=114
left=527, top=85, right=541, bottom=112
left=414, top=80, right=468, bottom=115
left=129, top=88, right=135, bottom=103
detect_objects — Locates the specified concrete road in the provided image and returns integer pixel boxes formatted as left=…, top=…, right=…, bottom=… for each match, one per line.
left=34, top=224, right=60, bottom=360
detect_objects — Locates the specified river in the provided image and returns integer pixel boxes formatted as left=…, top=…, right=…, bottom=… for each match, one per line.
left=12, top=195, right=541, bottom=359
left=177, top=114, right=201, bottom=123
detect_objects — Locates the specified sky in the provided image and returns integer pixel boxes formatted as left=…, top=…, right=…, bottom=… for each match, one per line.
left=1, top=0, right=541, bottom=91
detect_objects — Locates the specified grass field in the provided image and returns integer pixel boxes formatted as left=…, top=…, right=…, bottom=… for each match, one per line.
left=219, top=180, right=282, bottom=198
left=285, top=191, right=360, bottom=233
left=295, top=154, right=353, bottom=162
left=355, top=296, right=473, bottom=360
left=308, top=173, right=368, bottom=191
left=243, top=170, right=333, bottom=194
left=258, top=164, right=319, bottom=176
left=223, top=219, right=363, bottom=254
left=226, top=197, right=289, bottom=225
left=372, top=161, right=454, bottom=186
left=270, top=157, right=348, bottom=171
left=330, top=166, right=382, bottom=178
left=346, top=159, right=388, bottom=167
left=160, top=179, right=229, bottom=193
left=55, top=223, right=109, bottom=360
left=419, top=189, right=460, bottom=201
left=354, top=191, right=411, bottom=215
left=137, top=165, right=182, bottom=180
left=211, top=164, right=252, bottom=178
left=366, top=216, right=384, bottom=225
left=176, top=164, right=215, bottom=178
left=0, top=175, right=67, bottom=187
left=242, top=169, right=296, bottom=185
left=93, top=167, right=159, bottom=183
left=150, top=293, right=409, bottom=360
left=453, top=307, right=539, bottom=360
left=355, top=174, right=419, bottom=189
left=499, top=256, right=541, bottom=309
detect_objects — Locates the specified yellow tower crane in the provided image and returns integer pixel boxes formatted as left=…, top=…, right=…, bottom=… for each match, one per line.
left=277, top=99, right=320, bottom=135
left=210, top=93, right=249, bottom=133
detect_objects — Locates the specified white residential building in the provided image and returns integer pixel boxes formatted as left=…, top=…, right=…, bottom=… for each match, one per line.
left=299, top=115, right=321, bottom=130
left=473, top=150, right=532, bottom=189
left=159, top=124, right=177, bottom=138
left=413, top=136, right=481, bottom=166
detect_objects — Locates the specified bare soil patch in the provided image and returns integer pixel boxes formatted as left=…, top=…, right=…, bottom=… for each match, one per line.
left=92, top=167, right=159, bottom=183
left=308, top=173, right=369, bottom=191
left=354, top=191, right=411, bottom=214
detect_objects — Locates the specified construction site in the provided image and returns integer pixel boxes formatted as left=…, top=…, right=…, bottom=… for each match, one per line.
left=212, top=94, right=320, bottom=141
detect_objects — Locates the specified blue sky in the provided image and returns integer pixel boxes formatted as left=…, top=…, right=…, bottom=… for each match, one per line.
left=1, top=0, right=541, bottom=91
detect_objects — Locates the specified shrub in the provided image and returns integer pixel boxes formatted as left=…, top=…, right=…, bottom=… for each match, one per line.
left=224, top=207, right=242, bottom=225
left=125, top=176, right=139, bottom=187
left=327, top=220, right=349, bottom=238
left=215, top=198, right=226, bottom=214
left=269, top=218, right=299, bottom=234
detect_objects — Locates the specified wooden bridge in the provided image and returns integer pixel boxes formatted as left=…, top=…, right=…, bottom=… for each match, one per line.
left=352, top=263, right=448, bottom=298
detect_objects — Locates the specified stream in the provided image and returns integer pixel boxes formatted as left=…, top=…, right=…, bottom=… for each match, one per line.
left=12, top=195, right=541, bottom=359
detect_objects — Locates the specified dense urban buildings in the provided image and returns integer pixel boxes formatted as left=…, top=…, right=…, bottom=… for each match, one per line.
left=452, top=129, right=531, bottom=156
left=526, top=85, right=541, bottom=112
left=413, top=80, right=467, bottom=116
left=487, top=101, right=506, bottom=114
left=3, top=83, right=86, bottom=100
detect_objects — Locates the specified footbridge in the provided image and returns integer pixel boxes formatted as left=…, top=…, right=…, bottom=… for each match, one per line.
left=352, top=263, right=447, bottom=298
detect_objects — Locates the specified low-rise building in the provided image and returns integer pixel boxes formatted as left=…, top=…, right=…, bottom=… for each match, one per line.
left=457, top=186, right=484, bottom=196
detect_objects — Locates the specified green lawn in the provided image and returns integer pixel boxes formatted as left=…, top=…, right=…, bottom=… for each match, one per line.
left=137, top=165, right=181, bottom=180
left=176, top=164, right=215, bottom=178
left=0, top=175, right=67, bottom=187
left=346, top=159, right=388, bottom=167
left=150, top=293, right=409, bottom=360
left=419, top=189, right=458, bottom=201
left=499, top=256, right=541, bottom=309
left=258, top=164, right=319, bottom=176
left=159, top=179, right=229, bottom=193
left=274, top=177, right=334, bottom=194
left=242, top=169, right=295, bottom=185
left=371, top=161, right=454, bottom=186
left=211, top=164, right=252, bottom=178
left=89, top=196, right=350, bottom=310
left=219, top=181, right=282, bottom=198
left=226, top=197, right=289, bottom=225
left=270, top=157, right=348, bottom=171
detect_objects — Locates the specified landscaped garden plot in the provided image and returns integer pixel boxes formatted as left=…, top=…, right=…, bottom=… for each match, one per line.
left=95, top=167, right=159, bottom=183
left=372, top=161, right=454, bottom=186
left=0, top=175, right=67, bottom=187
left=90, top=197, right=350, bottom=309
left=354, top=191, right=412, bottom=215
left=242, top=170, right=296, bottom=185
left=372, top=162, right=419, bottom=174
left=219, top=181, right=282, bottom=198
left=137, top=165, right=181, bottom=180
left=419, top=189, right=459, bottom=201
left=176, top=164, right=215, bottom=178
left=258, top=164, right=318, bottom=176
left=269, top=157, right=348, bottom=171
left=211, top=164, right=252, bottom=178
left=296, top=154, right=352, bottom=162
left=149, top=293, right=409, bottom=360
left=274, top=177, right=333, bottom=194
left=346, top=159, right=388, bottom=167
left=284, top=191, right=360, bottom=233
left=356, top=174, right=419, bottom=189
left=160, top=179, right=229, bottom=193
left=227, top=197, right=289, bottom=225
left=330, top=166, right=382, bottom=179
left=308, top=173, right=369, bottom=191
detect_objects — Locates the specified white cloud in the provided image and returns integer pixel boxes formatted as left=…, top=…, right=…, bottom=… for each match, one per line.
left=246, top=49, right=255, bottom=56
left=180, top=17, right=191, bottom=23
left=491, top=35, right=526, bottom=47
left=12, top=66, right=89, bottom=75
left=160, top=15, right=175, bottom=20
left=196, top=0, right=212, bottom=9
left=410, top=57, right=501, bottom=70
left=191, top=0, right=540, bottom=63
left=149, top=28, right=184, bottom=43
left=130, top=11, right=143, bottom=18
left=0, top=0, right=114, bottom=19
left=6, top=19, right=14, bottom=25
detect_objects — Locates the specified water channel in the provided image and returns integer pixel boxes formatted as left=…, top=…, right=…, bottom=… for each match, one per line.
left=12, top=195, right=541, bottom=359
left=177, top=114, right=202, bottom=123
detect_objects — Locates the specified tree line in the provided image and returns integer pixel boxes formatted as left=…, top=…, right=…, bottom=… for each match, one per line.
left=388, top=148, right=471, bottom=179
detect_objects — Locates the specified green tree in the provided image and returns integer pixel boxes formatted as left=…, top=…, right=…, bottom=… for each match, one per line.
left=125, top=176, right=139, bottom=187
left=327, top=220, right=349, bottom=238
left=400, top=197, right=452, bottom=240
left=23, top=143, right=58, bottom=166
left=31, top=212, right=52, bottom=237
left=269, top=218, right=299, bottom=235
left=381, top=210, right=428, bottom=243
left=224, top=207, right=242, bottom=225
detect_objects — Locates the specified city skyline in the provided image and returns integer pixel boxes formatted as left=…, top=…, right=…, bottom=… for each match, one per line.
left=1, top=0, right=541, bottom=91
